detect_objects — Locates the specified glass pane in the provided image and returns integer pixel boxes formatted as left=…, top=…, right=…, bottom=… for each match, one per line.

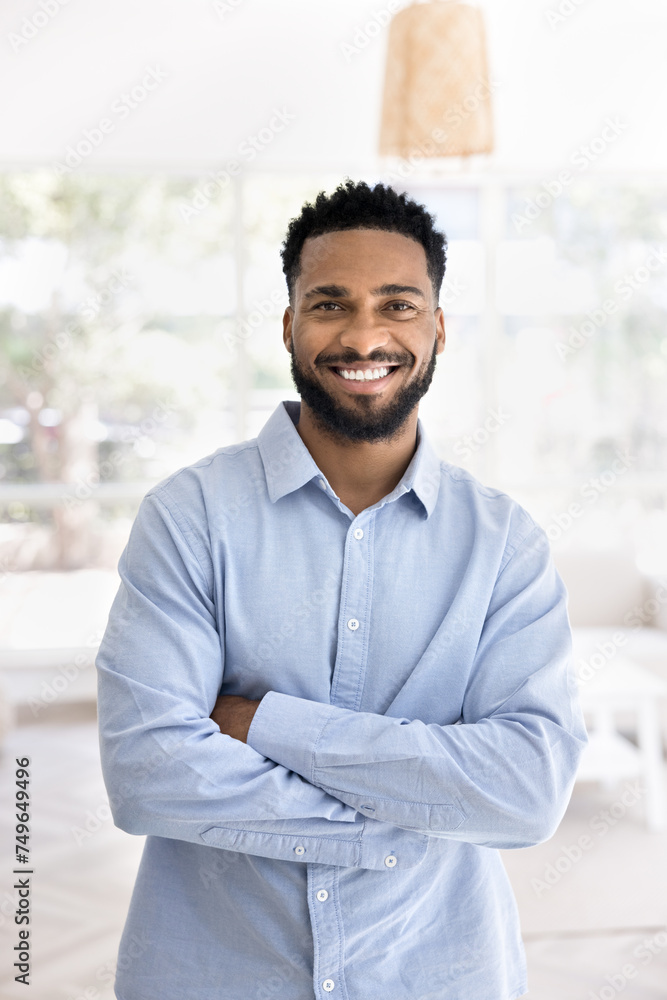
left=497, top=179, right=667, bottom=561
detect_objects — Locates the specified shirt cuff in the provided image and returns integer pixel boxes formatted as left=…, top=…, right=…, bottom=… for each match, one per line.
left=247, top=690, right=336, bottom=779
left=247, top=690, right=430, bottom=872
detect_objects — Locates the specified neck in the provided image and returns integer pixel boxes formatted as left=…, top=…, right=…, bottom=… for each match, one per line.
left=295, top=400, right=419, bottom=511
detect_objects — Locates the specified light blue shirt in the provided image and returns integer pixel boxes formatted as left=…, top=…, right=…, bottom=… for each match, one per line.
left=96, top=399, right=588, bottom=1000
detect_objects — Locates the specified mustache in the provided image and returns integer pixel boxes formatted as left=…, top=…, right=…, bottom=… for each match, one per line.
left=317, top=356, right=411, bottom=367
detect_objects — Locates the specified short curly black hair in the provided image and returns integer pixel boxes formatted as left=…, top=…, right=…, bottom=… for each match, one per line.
left=280, top=178, right=447, bottom=305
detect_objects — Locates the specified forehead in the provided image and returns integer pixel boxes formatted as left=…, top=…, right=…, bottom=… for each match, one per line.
left=296, top=228, right=430, bottom=291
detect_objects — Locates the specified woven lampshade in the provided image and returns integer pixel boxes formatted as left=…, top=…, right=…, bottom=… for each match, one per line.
left=379, top=1, right=494, bottom=159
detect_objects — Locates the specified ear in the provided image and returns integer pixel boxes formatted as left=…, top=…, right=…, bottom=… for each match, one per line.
left=282, top=307, right=294, bottom=353
left=434, top=307, right=446, bottom=354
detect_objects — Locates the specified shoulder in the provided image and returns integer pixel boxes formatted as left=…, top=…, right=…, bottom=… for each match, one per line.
left=436, top=460, right=544, bottom=562
left=150, top=439, right=259, bottom=502
left=139, top=438, right=263, bottom=541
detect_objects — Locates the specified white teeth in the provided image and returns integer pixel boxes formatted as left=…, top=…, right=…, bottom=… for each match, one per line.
left=337, top=367, right=391, bottom=381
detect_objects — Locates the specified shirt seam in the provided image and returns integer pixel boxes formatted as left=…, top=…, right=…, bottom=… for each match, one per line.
left=148, top=486, right=211, bottom=584
left=441, top=461, right=520, bottom=499
left=496, top=521, right=545, bottom=581
left=149, top=438, right=259, bottom=487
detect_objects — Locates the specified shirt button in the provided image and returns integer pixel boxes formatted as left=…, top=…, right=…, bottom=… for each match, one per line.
left=318, top=479, right=327, bottom=489
left=322, top=980, right=335, bottom=992
left=347, top=618, right=359, bottom=631
left=353, top=527, right=364, bottom=539
left=316, top=889, right=329, bottom=902
left=294, top=845, right=306, bottom=856
left=384, top=854, right=397, bottom=868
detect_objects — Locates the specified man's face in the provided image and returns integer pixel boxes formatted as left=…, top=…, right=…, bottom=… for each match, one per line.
left=283, top=228, right=446, bottom=443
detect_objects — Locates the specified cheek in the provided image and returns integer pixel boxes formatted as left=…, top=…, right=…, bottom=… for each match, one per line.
left=303, top=329, right=342, bottom=363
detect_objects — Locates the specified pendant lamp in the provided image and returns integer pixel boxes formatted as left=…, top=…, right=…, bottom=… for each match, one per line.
left=379, top=0, right=494, bottom=159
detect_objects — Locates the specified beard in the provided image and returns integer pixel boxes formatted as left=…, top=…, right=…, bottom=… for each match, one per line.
left=288, top=337, right=439, bottom=444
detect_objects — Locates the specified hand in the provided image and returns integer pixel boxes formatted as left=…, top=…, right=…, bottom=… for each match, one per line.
left=210, top=694, right=262, bottom=743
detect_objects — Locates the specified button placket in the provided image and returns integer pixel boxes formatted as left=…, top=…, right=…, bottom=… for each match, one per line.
left=307, top=867, right=346, bottom=1000
left=330, top=513, right=374, bottom=711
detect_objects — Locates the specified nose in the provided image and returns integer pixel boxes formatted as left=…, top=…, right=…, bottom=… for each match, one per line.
left=337, top=305, right=391, bottom=358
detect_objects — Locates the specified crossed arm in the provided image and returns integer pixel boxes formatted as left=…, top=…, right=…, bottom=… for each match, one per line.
left=211, top=695, right=261, bottom=743
left=96, top=490, right=588, bottom=872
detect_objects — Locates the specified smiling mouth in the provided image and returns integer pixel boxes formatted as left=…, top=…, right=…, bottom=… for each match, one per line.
left=328, top=364, right=401, bottom=383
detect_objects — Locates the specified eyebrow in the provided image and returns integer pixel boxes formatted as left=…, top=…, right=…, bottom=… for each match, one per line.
left=303, top=282, right=426, bottom=300
left=375, top=283, right=427, bottom=299
left=303, top=284, right=348, bottom=300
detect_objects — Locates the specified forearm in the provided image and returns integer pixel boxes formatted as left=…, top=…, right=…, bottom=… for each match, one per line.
left=247, top=691, right=587, bottom=848
left=233, top=519, right=586, bottom=850
left=246, top=539, right=590, bottom=851
left=95, top=491, right=429, bottom=872
left=97, top=661, right=428, bottom=870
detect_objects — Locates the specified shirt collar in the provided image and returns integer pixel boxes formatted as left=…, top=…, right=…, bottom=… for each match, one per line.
left=257, top=400, right=441, bottom=519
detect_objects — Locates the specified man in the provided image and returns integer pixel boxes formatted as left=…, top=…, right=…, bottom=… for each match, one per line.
left=96, top=178, right=588, bottom=1000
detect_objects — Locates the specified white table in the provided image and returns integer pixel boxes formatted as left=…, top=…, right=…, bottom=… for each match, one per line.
left=575, top=657, right=667, bottom=831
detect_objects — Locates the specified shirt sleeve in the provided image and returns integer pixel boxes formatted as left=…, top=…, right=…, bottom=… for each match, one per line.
left=95, top=489, right=428, bottom=872
left=246, top=524, right=589, bottom=850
